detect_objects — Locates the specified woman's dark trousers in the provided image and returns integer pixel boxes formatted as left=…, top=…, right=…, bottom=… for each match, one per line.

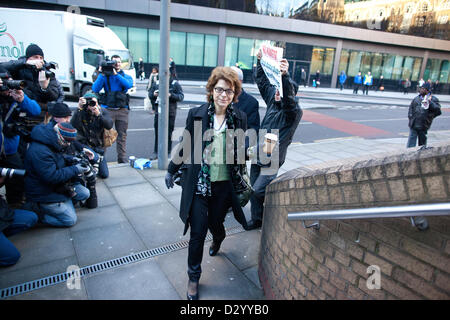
left=187, top=181, right=233, bottom=282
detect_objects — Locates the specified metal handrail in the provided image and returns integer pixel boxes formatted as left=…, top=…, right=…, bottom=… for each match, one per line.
left=287, top=203, right=450, bottom=231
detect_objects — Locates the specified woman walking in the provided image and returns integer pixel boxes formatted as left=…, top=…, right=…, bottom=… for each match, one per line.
left=165, top=67, right=249, bottom=300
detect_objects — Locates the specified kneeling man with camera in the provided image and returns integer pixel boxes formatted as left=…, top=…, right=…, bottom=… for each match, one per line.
left=24, top=103, right=91, bottom=227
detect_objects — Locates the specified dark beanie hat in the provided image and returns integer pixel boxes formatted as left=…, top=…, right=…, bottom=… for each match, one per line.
left=26, top=44, right=44, bottom=59
left=49, top=102, right=72, bottom=118
left=55, top=122, right=77, bottom=142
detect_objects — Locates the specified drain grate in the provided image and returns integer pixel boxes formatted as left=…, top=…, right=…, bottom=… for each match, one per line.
left=0, top=225, right=245, bottom=299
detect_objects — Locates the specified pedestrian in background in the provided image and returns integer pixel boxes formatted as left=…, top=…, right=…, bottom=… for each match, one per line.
left=314, top=70, right=321, bottom=88
left=138, top=58, right=145, bottom=80
left=432, top=80, right=440, bottom=94
left=402, top=78, right=411, bottom=94
left=338, top=71, right=347, bottom=91
left=353, top=72, right=362, bottom=94
left=230, top=66, right=260, bottom=133
left=300, top=68, right=307, bottom=87
left=376, top=75, right=384, bottom=92
left=149, top=71, right=184, bottom=160
left=164, top=67, right=249, bottom=300
left=362, top=71, right=373, bottom=95
left=407, top=82, right=441, bottom=148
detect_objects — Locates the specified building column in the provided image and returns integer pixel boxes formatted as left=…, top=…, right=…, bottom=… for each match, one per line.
left=218, top=25, right=227, bottom=66
left=331, top=39, right=343, bottom=89
left=420, top=50, right=429, bottom=80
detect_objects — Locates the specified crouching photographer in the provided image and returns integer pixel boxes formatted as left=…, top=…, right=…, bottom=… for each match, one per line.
left=23, top=106, right=91, bottom=228
left=71, top=91, right=113, bottom=179
left=0, top=67, right=41, bottom=208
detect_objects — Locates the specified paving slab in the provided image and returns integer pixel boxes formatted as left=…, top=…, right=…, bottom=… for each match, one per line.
left=156, top=241, right=264, bottom=300
left=103, top=166, right=147, bottom=188
left=95, top=180, right=117, bottom=207
left=70, top=222, right=147, bottom=267
left=220, top=229, right=262, bottom=271
left=110, top=182, right=166, bottom=209
left=70, top=205, right=127, bottom=233
left=124, top=203, right=185, bottom=249
left=83, top=259, right=180, bottom=300
left=0, top=227, right=75, bottom=275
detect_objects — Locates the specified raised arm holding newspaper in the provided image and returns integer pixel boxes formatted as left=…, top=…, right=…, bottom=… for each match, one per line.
left=246, top=46, right=303, bottom=230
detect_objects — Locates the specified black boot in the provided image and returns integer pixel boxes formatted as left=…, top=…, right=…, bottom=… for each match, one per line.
left=186, top=280, right=199, bottom=300
left=85, top=183, right=98, bottom=209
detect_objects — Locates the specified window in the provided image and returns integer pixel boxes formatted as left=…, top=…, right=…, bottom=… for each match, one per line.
left=109, top=25, right=128, bottom=47
left=439, top=60, right=449, bottom=83
left=204, top=35, right=218, bottom=67
left=401, top=57, right=414, bottom=80
left=170, top=31, right=186, bottom=65
left=186, top=33, right=204, bottom=66
left=128, top=27, right=148, bottom=63
left=382, top=54, right=395, bottom=79
left=225, top=37, right=238, bottom=67
left=237, top=38, right=254, bottom=69
left=371, top=53, right=383, bottom=78
left=392, top=55, right=404, bottom=80
left=148, top=29, right=160, bottom=64
left=411, top=58, right=423, bottom=81
left=348, top=51, right=362, bottom=77
left=84, top=48, right=103, bottom=67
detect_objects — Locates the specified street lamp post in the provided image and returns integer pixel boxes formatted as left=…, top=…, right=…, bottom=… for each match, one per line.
left=158, top=0, right=170, bottom=169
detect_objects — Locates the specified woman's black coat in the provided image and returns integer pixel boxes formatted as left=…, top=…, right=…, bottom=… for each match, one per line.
left=168, top=103, right=249, bottom=235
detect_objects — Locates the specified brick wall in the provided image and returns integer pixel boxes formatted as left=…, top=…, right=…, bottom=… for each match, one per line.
left=259, top=142, right=450, bottom=300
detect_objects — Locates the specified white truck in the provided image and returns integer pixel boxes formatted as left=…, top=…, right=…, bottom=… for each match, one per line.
left=0, top=7, right=136, bottom=97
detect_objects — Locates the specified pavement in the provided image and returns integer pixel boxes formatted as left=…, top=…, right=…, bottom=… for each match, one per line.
left=2, top=127, right=450, bottom=300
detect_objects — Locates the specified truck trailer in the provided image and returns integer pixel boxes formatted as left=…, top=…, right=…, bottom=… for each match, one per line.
left=0, top=7, right=136, bottom=97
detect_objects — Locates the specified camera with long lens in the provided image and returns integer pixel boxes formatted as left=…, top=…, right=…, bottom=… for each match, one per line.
left=0, top=72, right=27, bottom=91
left=65, top=151, right=100, bottom=208
left=42, top=61, right=58, bottom=79
left=0, top=167, right=26, bottom=178
left=83, top=97, right=97, bottom=111
left=1, top=102, right=40, bottom=142
left=100, top=57, right=117, bottom=76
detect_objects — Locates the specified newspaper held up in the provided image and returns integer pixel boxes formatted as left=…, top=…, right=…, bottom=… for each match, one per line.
left=260, top=42, right=284, bottom=97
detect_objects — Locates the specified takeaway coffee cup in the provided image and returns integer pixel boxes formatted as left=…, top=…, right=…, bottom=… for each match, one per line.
left=129, top=156, right=136, bottom=168
left=263, top=133, right=278, bottom=155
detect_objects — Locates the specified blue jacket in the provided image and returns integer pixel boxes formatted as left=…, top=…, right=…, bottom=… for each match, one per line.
left=4, top=94, right=41, bottom=155
left=233, top=89, right=260, bottom=132
left=92, top=70, right=133, bottom=109
left=339, top=73, right=347, bottom=84
left=354, top=75, right=362, bottom=84
left=24, top=121, right=79, bottom=203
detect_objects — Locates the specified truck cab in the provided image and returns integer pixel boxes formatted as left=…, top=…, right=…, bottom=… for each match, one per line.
left=71, top=15, right=136, bottom=97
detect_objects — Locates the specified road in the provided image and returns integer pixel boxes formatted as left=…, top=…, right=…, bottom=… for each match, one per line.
left=65, top=84, right=450, bottom=163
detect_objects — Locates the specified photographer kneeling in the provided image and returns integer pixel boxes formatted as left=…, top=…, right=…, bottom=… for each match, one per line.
left=71, top=91, right=113, bottom=179
left=0, top=67, right=41, bottom=207
left=24, top=103, right=91, bottom=227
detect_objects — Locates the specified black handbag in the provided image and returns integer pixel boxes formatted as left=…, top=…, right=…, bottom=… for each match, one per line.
left=233, top=165, right=254, bottom=207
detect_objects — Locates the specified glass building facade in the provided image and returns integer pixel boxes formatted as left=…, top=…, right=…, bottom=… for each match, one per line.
left=110, top=22, right=450, bottom=90
left=109, top=25, right=219, bottom=80
left=170, top=0, right=450, bottom=41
